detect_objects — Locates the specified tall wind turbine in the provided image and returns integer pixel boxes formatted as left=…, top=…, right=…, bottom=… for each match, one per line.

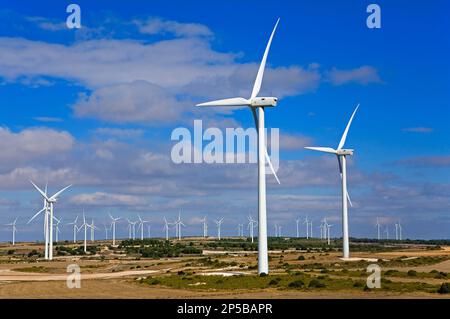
left=395, top=222, right=399, bottom=240
left=375, top=217, right=381, bottom=240
left=215, top=218, right=224, bottom=240
left=78, top=213, right=92, bottom=253
left=137, top=214, right=149, bottom=240
left=248, top=215, right=257, bottom=243
left=304, top=216, right=310, bottom=239
left=304, top=105, right=359, bottom=259
left=174, top=212, right=185, bottom=240
left=295, top=218, right=300, bottom=238
left=126, top=219, right=137, bottom=240
left=67, top=216, right=79, bottom=243
left=309, top=220, right=313, bottom=238
left=278, top=225, right=282, bottom=237
left=5, top=217, right=18, bottom=245
left=163, top=217, right=170, bottom=240
left=196, top=19, right=281, bottom=275
left=30, top=181, right=71, bottom=260
left=326, top=223, right=333, bottom=245
left=28, top=181, right=49, bottom=258
left=54, top=217, right=62, bottom=243
left=109, top=213, right=121, bottom=246
left=200, top=216, right=208, bottom=237
left=104, top=224, right=109, bottom=240
left=398, top=221, right=402, bottom=240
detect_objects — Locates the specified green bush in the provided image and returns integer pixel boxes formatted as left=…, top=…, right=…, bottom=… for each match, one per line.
left=308, top=279, right=326, bottom=288
left=407, top=270, right=417, bottom=277
left=288, top=280, right=305, bottom=288
left=297, top=255, right=305, bottom=261
left=437, top=283, right=450, bottom=294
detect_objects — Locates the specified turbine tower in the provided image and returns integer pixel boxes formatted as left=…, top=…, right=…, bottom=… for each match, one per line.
left=326, top=223, right=333, bottom=245
left=304, top=105, right=359, bottom=259
left=5, top=217, right=18, bottom=245
left=53, top=217, right=62, bottom=243
left=398, top=221, right=402, bottom=240
left=174, top=211, right=185, bottom=240
left=395, top=222, right=399, bottom=240
left=200, top=216, right=208, bottom=237
left=295, top=218, right=300, bottom=238
left=67, top=215, right=79, bottom=243
left=30, top=181, right=71, bottom=260
left=375, top=217, right=381, bottom=240
left=28, top=181, right=49, bottom=258
left=163, top=217, right=171, bottom=240
left=78, top=213, right=93, bottom=253
left=304, top=216, right=310, bottom=239
left=215, top=218, right=224, bottom=240
left=109, top=213, right=121, bottom=246
left=248, top=215, right=257, bottom=243
left=137, top=214, right=149, bottom=240
left=196, top=19, right=281, bottom=275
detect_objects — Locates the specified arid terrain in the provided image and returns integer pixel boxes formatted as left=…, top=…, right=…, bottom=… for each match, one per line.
left=0, top=237, right=449, bottom=298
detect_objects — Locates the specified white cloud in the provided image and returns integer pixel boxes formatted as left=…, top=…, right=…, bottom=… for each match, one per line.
left=69, top=192, right=145, bottom=206
left=327, top=66, right=382, bottom=86
left=134, top=17, right=213, bottom=38
left=73, top=81, right=181, bottom=124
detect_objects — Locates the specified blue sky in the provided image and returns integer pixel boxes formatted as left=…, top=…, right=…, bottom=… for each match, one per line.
left=0, top=0, right=449, bottom=241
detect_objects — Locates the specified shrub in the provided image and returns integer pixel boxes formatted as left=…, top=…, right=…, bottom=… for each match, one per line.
left=437, top=283, right=450, bottom=294
left=297, top=255, right=305, bottom=261
left=308, top=279, right=326, bottom=288
left=149, top=279, right=161, bottom=285
left=288, top=280, right=305, bottom=288
left=269, top=278, right=281, bottom=286
left=407, top=270, right=417, bottom=277
left=353, top=281, right=364, bottom=287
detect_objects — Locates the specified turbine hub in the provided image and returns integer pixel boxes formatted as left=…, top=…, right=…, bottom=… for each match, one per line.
left=337, top=149, right=354, bottom=156
left=250, top=97, right=277, bottom=107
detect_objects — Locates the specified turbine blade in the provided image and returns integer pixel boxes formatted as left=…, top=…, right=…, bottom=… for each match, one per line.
left=304, top=146, right=337, bottom=154
left=49, top=184, right=72, bottom=201
left=30, top=181, right=50, bottom=201
left=250, top=18, right=280, bottom=99
left=337, top=104, right=359, bottom=150
left=28, top=207, right=45, bottom=224
left=346, top=191, right=353, bottom=207
left=196, top=97, right=250, bottom=107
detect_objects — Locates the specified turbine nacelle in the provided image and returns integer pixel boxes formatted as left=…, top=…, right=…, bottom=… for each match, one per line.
left=251, top=97, right=277, bottom=107
left=336, top=149, right=354, bottom=156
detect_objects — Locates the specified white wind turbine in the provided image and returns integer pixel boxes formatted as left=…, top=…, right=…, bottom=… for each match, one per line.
left=196, top=19, right=281, bottom=275
left=5, top=217, right=18, bottom=245
left=126, top=219, right=137, bottom=239
left=30, top=181, right=71, bottom=260
left=104, top=224, right=109, bottom=240
left=67, top=216, right=79, bottom=243
left=137, top=214, right=150, bottom=240
left=398, top=221, right=402, bottom=240
left=375, top=217, right=381, bottom=240
left=89, top=219, right=100, bottom=242
left=295, top=218, right=300, bottom=238
left=304, top=216, right=310, bottom=239
left=278, top=225, right=282, bottom=237
left=163, top=216, right=171, bottom=240
left=319, top=218, right=326, bottom=240
left=385, top=226, right=389, bottom=239
left=309, top=220, right=313, bottom=238
left=304, top=105, right=359, bottom=259
left=326, top=223, right=333, bottom=245
left=200, top=216, right=208, bottom=238
left=395, top=222, right=399, bottom=240
left=78, top=213, right=93, bottom=253
left=215, top=218, right=224, bottom=240
left=53, top=217, right=62, bottom=243
left=28, top=182, right=50, bottom=258
left=248, top=215, right=257, bottom=243
left=109, top=213, right=121, bottom=246
left=274, top=223, right=278, bottom=237
left=174, top=212, right=185, bottom=240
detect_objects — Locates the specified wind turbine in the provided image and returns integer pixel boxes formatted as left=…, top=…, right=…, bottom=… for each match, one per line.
left=5, top=217, right=18, bottom=245
left=109, top=213, right=121, bottom=246
left=67, top=216, right=79, bottom=243
left=126, top=219, right=137, bottom=239
left=89, top=219, right=100, bottom=242
left=78, top=213, right=92, bottom=253
left=395, top=222, right=399, bottom=240
left=248, top=215, right=257, bottom=243
left=163, top=217, right=171, bottom=240
left=398, top=221, right=402, bottom=240
left=326, top=223, right=333, bottom=245
left=215, top=218, right=224, bottom=240
left=196, top=19, right=281, bottom=275
left=304, top=216, right=310, bottom=239
left=278, top=225, right=282, bottom=237
left=200, top=216, right=208, bottom=237
left=28, top=181, right=50, bottom=258
left=274, top=223, right=278, bottom=237
left=375, top=217, right=381, bottom=240
left=137, top=214, right=149, bottom=240
left=319, top=219, right=326, bottom=240
left=309, top=220, right=313, bottom=238
left=295, top=218, right=300, bottom=238
left=174, top=211, right=185, bottom=240
left=104, top=224, right=109, bottom=240
left=53, top=217, right=62, bottom=243
left=237, top=223, right=244, bottom=237
left=304, top=105, right=359, bottom=259
left=30, top=181, right=71, bottom=260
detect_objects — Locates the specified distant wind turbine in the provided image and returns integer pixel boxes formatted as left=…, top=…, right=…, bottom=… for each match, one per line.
left=215, top=218, right=224, bottom=240
left=5, top=217, right=18, bottom=245
left=67, top=215, right=79, bottom=243
left=109, top=213, right=121, bottom=246
left=304, top=105, right=359, bottom=259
